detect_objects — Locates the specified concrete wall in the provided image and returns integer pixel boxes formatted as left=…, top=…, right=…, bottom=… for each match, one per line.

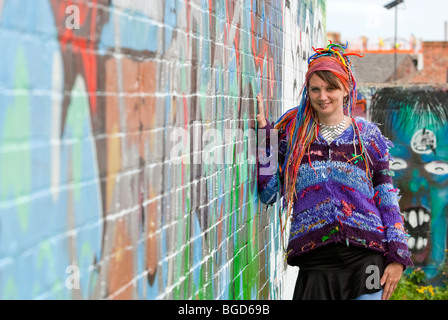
left=0, top=0, right=325, bottom=299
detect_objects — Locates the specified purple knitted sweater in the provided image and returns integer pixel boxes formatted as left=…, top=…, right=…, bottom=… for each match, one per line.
left=257, top=116, right=413, bottom=269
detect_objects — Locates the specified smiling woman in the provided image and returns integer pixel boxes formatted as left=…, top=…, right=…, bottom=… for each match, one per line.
left=308, top=72, right=349, bottom=121
left=256, top=43, right=412, bottom=300
left=308, top=71, right=351, bottom=143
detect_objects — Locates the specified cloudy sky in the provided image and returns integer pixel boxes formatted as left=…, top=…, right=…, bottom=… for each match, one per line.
left=327, top=0, right=448, bottom=43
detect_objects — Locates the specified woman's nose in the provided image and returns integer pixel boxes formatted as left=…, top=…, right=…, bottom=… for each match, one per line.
left=318, top=91, right=328, bottom=101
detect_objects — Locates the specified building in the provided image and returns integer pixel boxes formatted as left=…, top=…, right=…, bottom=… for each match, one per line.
left=327, top=32, right=425, bottom=84
left=343, top=41, right=448, bottom=84
left=350, top=51, right=419, bottom=83
left=403, top=42, right=448, bottom=83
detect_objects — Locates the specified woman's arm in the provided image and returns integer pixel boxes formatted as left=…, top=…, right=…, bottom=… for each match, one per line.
left=369, top=126, right=412, bottom=269
left=256, top=93, right=285, bottom=205
left=368, top=123, right=413, bottom=299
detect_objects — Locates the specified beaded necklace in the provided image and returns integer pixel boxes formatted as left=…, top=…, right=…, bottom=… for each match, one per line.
left=319, top=117, right=346, bottom=143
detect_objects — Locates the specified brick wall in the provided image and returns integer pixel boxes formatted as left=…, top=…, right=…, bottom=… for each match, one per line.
left=408, top=42, right=448, bottom=83
left=0, top=0, right=325, bottom=300
left=386, top=55, right=417, bottom=82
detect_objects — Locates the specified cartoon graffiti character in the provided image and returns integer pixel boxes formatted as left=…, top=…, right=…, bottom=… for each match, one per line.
left=371, top=86, right=448, bottom=283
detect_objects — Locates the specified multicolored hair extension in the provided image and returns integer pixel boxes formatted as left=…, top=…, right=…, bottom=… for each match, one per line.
left=274, top=42, right=371, bottom=232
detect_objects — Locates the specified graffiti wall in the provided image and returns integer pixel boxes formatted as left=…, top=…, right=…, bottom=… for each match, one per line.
left=0, top=0, right=326, bottom=299
left=366, top=85, right=448, bottom=285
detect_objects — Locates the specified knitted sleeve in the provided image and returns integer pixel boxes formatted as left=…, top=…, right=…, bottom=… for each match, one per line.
left=257, top=121, right=286, bottom=205
left=368, top=123, right=413, bottom=270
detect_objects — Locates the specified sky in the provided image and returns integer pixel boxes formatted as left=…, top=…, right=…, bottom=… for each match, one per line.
left=327, top=0, right=448, bottom=45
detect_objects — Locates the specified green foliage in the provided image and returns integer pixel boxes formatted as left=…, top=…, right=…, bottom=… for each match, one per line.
left=390, top=268, right=448, bottom=300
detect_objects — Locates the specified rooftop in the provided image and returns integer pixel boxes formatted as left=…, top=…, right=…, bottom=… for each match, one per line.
left=350, top=52, right=418, bottom=83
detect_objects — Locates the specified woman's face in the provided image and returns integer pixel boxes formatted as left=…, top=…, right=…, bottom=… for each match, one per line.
left=308, top=74, right=348, bottom=120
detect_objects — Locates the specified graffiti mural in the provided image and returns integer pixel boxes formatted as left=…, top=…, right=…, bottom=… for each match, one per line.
left=370, top=86, right=448, bottom=284
left=0, top=0, right=325, bottom=299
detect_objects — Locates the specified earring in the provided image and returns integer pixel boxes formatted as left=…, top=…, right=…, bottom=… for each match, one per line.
left=343, top=96, right=349, bottom=105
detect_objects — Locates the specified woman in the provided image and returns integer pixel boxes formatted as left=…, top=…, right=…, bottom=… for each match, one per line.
left=256, top=43, right=412, bottom=300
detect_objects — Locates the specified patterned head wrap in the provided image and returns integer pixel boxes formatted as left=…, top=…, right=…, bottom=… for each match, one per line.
left=307, top=42, right=362, bottom=115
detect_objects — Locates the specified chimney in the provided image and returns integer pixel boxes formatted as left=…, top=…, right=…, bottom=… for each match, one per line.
left=445, top=21, right=448, bottom=41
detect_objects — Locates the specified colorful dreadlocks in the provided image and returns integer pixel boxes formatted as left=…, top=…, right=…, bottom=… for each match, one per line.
left=274, top=42, right=371, bottom=229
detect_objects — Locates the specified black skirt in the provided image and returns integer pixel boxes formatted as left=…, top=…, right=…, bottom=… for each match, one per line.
left=292, top=243, right=386, bottom=300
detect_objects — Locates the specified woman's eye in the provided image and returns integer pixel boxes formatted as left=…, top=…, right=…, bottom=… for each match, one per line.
left=424, top=161, right=448, bottom=175
left=390, top=157, right=407, bottom=170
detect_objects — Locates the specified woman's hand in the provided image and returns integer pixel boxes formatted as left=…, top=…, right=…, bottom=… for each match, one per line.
left=381, top=262, right=404, bottom=300
left=256, top=93, right=268, bottom=128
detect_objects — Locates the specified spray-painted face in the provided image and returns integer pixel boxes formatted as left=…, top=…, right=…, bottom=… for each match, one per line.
left=371, top=87, right=448, bottom=282
left=391, top=122, right=448, bottom=276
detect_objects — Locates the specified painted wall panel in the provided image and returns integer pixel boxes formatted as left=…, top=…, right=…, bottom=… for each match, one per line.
left=361, top=85, right=448, bottom=285
left=0, top=0, right=326, bottom=299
